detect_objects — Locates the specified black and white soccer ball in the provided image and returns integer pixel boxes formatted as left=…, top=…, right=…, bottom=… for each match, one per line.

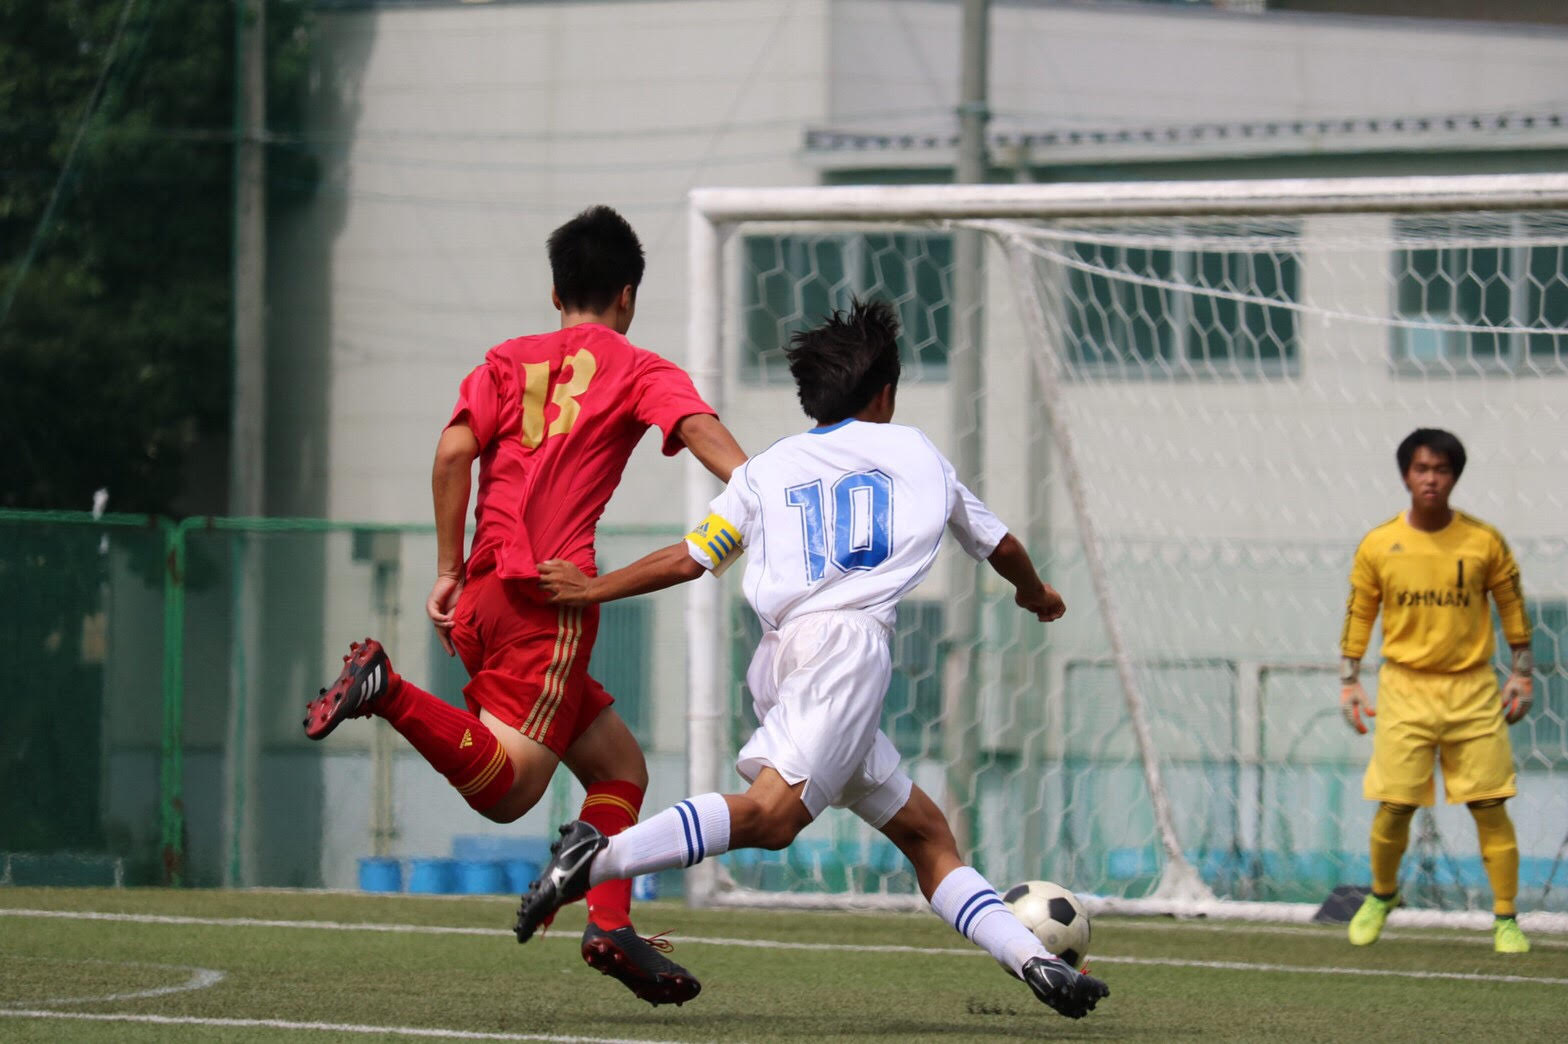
left=1003, top=879, right=1091, bottom=970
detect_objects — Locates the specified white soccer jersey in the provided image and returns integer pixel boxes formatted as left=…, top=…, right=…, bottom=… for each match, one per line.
left=684, top=419, right=1009, bottom=631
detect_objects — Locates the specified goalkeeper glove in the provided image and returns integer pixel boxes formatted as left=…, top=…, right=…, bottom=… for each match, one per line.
left=1340, top=681, right=1375, bottom=735
left=1502, top=647, right=1534, bottom=724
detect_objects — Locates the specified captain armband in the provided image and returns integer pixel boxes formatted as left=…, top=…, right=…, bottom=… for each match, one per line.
left=1511, top=646, right=1535, bottom=677
left=684, top=513, right=745, bottom=576
left=1339, top=656, right=1361, bottom=686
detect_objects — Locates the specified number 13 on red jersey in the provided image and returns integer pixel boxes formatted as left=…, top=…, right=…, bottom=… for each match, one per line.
left=519, top=349, right=597, bottom=449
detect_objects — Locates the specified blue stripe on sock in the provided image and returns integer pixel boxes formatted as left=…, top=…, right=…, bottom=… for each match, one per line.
left=953, top=890, right=987, bottom=936
left=679, top=800, right=706, bottom=863
left=957, top=892, right=1002, bottom=939
left=673, top=802, right=696, bottom=866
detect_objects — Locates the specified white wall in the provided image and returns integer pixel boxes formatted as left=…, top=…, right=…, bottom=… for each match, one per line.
left=829, top=1, right=1568, bottom=137
left=277, top=0, right=832, bottom=529
left=267, top=1, right=1568, bottom=892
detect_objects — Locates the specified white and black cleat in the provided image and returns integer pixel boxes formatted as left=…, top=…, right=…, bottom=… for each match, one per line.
left=1022, top=955, right=1109, bottom=1019
left=514, top=821, right=608, bottom=944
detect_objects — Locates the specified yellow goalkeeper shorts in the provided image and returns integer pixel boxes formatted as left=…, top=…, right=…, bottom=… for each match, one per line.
left=1363, top=661, right=1516, bottom=807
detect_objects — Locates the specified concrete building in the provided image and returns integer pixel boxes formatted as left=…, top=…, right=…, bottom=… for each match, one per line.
left=236, top=0, right=1568, bottom=891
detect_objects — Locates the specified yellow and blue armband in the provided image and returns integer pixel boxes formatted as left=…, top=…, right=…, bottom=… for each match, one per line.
left=685, top=513, right=744, bottom=576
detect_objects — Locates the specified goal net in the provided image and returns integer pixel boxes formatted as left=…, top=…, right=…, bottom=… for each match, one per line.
left=683, top=175, right=1568, bottom=927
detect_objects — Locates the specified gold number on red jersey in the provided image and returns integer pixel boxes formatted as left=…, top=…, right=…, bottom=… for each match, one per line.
left=519, top=349, right=597, bottom=449
left=547, top=349, right=597, bottom=439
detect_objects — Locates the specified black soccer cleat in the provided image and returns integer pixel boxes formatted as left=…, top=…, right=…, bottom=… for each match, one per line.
left=514, top=821, right=608, bottom=944
left=581, top=922, right=702, bottom=1007
left=1022, top=955, right=1110, bottom=1019
left=303, top=639, right=392, bottom=740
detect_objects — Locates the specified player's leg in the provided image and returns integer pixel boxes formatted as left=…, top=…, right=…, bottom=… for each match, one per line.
left=861, top=781, right=1108, bottom=1020
left=1437, top=669, right=1527, bottom=952
left=304, top=637, right=527, bottom=816
left=556, top=701, right=703, bottom=1006
left=523, top=766, right=809, bottom=917
left=591, top=766, right=811, bottom=878
left=1352, top=664, right=1438, bottom=945
left=560, top=701, right=649, bottom=931
left=1349, top=801, right=1415, bottom=946
left=1468, top=798, right=1530, bottom=953
left=304, top=572, right=582, bottom=819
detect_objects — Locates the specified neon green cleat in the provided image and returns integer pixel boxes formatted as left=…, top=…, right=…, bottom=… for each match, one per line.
left=1347, top=892, right=1397, bottom=946
left=1494, top=918, right=1531, bottom=954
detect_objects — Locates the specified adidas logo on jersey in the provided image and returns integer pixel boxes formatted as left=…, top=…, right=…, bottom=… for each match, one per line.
left=1389, top=543, right=1403, bottom=553
left=460, top=729, right=473, bottom=749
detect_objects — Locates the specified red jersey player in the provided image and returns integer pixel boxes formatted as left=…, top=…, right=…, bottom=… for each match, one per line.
left=303, top=206, right=746, bottom=1006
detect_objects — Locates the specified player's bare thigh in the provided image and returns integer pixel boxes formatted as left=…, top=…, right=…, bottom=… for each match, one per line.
left=562, top=707, right=649, bottom=790
left=728, top=767, right=813, bottom=850
left=877, top=785, right=961, bottom=897
left=478, top=707, right=559, bottom=822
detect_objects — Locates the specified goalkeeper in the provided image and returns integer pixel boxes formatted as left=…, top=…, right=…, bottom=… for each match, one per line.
left=1338, top=428, right=1533, bottom=954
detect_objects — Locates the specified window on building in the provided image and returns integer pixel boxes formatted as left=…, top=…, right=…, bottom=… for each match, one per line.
left=1393, top=216, right=1568, bottom=374
left=1063, top=229, right=1300, bottom=379
left=740, top=233, right=952, bottom=384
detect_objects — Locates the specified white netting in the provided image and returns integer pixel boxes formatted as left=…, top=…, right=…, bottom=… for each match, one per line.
left=689, top=180, right=1568, bottom=927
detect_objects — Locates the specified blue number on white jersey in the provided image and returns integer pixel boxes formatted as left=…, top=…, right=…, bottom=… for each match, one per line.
left=785, top=480, right=829, bottom=582
left=832, top=470, right=892, bottom=572
left=786, top=470, right=894, bottom=583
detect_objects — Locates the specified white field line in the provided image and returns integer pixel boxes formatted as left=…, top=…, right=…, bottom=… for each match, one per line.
left=4, top=907, right=1567, bottom=988
left=1097, top=956, right=1568, bottom=987
left=1108, top=917, right=1568, bottom=950
left=0, top=1010, right=683, bottom=1043
left=0, top=955, right=224, bottom=1005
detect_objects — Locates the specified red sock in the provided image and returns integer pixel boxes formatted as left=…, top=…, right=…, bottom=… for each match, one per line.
left=378, top=669, right=514, bottom=812
left=579, top=780, right=644, bottom=930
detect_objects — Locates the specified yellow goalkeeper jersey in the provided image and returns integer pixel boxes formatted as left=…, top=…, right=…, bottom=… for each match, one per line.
left=1340, top=510, right=1531, bottom=673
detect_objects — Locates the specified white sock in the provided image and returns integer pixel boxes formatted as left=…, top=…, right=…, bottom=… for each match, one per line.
left=929, top=866, right=1048, bottom=976
left=588, top=792, right=732, bottom=887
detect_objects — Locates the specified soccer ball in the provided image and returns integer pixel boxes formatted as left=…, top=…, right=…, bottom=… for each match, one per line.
left=1003, top=879, right=1091, bottom=970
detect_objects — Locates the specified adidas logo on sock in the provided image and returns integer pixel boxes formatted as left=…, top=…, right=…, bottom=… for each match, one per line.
left=460, top=729, right=473, bottom=748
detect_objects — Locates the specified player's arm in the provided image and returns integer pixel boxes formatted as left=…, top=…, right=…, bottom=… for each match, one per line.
left=539, top=542, right=703, bottom=606
left=942, top=467, right=1063, bottom=623
left=1488, top=535, right=1535, bottom=724
left=987, top=534, right=1065, bottom=622
left=540, top=508, right=745, bottom=606
left=1338, top=540, right=1381, bottom=734
left=428, top=423, right=479, bottom=654
left=675, top=413, right=747, bottom=483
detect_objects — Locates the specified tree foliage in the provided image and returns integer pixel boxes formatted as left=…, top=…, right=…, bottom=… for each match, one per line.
left=0, top=0, right=317, bottom=513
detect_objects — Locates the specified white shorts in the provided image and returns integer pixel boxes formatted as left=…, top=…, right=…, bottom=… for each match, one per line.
left=735, top=609, right=913, bottom=828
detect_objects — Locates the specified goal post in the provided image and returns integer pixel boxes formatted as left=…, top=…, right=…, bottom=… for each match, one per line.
left=685, top=174, right=1568, bottom=928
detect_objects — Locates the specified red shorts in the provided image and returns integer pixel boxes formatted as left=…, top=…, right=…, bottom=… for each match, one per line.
left=449, top=568, right=612, bottom=758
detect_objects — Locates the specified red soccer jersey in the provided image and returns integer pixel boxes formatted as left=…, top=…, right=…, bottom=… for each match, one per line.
left=448, top=323, right=715, bottom=581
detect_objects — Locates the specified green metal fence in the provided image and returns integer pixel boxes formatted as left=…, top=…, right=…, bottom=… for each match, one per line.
left=0, top=510, right=685, bottom=889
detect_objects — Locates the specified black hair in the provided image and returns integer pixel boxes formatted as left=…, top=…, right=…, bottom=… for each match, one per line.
left=785, top=298, right=902, bottom=425
left=546, top=205, right=645, bottom=313
left=1397, top=427, right=1467, bottom=479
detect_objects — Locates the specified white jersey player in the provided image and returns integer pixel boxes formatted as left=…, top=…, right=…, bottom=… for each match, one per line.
left=521, top=299, right=1109, bottom=1020
left=694, top=418, right=1008, bottom=826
